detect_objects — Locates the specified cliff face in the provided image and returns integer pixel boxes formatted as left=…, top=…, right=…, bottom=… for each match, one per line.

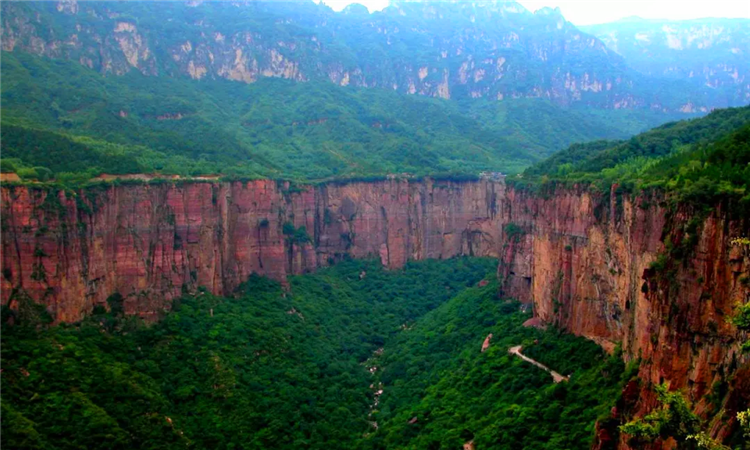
left=1, top=179, right=747, bottom=446
left=500, top=185, right=749, bottom=446
left=501, top=186, right=669, bottom=354
left=0, top=179, right=506, bottom=322
left=1, top=1, right=740, bottom=109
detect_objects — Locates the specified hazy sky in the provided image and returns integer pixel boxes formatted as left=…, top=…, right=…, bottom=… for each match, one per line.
left=318, top=0, right=750, bottom=25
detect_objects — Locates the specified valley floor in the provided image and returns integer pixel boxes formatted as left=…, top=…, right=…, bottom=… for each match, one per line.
left=2, top=258, right=629, bottom=449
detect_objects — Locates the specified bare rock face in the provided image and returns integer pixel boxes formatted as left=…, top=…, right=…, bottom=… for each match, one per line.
left=1, top=178, right=747, bottom=448
left=316, top=178, right=505, bottom=267
left=501, top=186, right=669, bottom=353
left=2, top=2, right=743, bottom=109
left=1, top=178, right=506, bottom=322
left=481, top=333, right=492, bottom=352
left=499, top=184, right=749, bottom=447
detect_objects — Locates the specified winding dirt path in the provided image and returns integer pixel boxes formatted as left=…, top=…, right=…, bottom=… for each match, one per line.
left=509, top=345, right=570, bottom=383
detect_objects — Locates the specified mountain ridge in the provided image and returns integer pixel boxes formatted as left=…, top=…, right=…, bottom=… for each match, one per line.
left=2, top=51, right=691, bottom=180
left=581, top=16, right=750, bottom=107
left=2, top=0, right=742, bottom=110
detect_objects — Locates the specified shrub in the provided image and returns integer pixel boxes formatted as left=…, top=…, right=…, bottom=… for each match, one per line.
left=17, top=167, right=40, bottom=181
left=504, top=223, right=525, bottom=242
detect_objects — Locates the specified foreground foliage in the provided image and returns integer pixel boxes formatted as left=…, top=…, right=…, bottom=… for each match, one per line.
left=2, top=258, right=626, bottom=449
left=620, top=382, right=750, bottom=450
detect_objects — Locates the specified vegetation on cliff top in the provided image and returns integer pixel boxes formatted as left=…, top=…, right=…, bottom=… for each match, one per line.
left=2, top=258, right=625, bottom=449
left=518, top=105, right=750, bottom=211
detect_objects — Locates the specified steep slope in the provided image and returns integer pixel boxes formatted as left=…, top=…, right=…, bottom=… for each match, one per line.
left=498, top=186, right=749, bottom=448
left=0, top=0, right=733, bottom=110
left=582, top=17, right=750, bottom=107
left=1, top=52, right=684, bottom=179
left=522, top=104, right=750, bottom=180
left=0, top=178, right=510, bottom=322
left=504, top=107, right=750, bottom=447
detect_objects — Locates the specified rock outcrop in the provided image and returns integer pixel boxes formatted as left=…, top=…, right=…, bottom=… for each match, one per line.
left=1, top=179, right=506, bottom=322
left=2, top=1, right=743, bottom=109
left=499, top=185, right=749, bottom=447
left=1, top=178, right=747, bottom=447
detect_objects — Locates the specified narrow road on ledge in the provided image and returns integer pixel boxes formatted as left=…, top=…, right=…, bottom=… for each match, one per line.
left=509, top=345, right=570, bottom=383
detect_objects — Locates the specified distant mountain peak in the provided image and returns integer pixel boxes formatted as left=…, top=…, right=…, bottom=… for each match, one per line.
left=388, top=0, right=530, bottom=12
left=534, top=6, right=562, bottom=16
left=342, top=2, right=369, bottom=15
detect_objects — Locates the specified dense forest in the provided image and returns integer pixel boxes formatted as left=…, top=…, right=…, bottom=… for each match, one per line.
left=518, top=105, right=750, bottom=212
left=2, top=258, right=632, bottom=449
left=0, top=52, right=686, bottom=183
left=362, top=286, right=632, bottom=449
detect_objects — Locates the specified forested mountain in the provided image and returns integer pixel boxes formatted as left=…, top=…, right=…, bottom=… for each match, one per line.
left=520, top=104, right=750, bottom=210
left=3, top=1, right=749, bottom=181
left=1, top=0, right=742, bottom=110
left=524, top=104, right=750, bottom=176
left=582, top=17, right=750, bottom=109
left=0, top=52, right=684, bottom=181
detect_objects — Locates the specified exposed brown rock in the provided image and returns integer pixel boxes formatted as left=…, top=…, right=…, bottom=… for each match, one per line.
left=481, top=333, right=492, bottom=352
left=0, top=173, right=21, bottom=182
left=1, top=179, right=506, bottom=322
left=499, top=185, right=749, bottom=448
left=522, top=317, right=546, bottom=329
left=1, top=178, right=747, bottom=449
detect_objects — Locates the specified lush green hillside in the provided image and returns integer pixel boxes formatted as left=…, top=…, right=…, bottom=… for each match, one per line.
left=1, top=257, right=625, bottom=450
left=362, top=284, right=631, bottom=449
left=2, top=1, right=731, bottom=108
left=1, top=52, right=686, bottom=182
left=519, top=105, right=750, bottom=210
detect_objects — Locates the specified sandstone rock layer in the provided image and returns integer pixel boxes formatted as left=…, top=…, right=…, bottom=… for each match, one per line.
left=1, top=179, right=748, bottom=447
left=1, top=179, right=506, bottom=321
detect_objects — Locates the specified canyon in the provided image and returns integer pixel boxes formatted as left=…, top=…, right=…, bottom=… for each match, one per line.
left=1, top=177, right=749, bottom=447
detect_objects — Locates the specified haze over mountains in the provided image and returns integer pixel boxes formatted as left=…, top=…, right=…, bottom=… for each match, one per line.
left=0, top=0, right=748, bottom=180
left=3, top=1, right=748, bottom=108
left=582, top=16, right=750, bottom=108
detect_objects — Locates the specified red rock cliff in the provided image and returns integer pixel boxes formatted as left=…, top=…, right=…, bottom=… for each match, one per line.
left=1, top=179, right=506, bottom=322
left=499, top=184, right=749, bottom=447
left=1, top=179, right=748, bottom=446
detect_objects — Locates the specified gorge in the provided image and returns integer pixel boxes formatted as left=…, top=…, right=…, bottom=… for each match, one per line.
left=2, top=1, right=750, bottom=446
left=2, top=176, right=748, bottom=446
